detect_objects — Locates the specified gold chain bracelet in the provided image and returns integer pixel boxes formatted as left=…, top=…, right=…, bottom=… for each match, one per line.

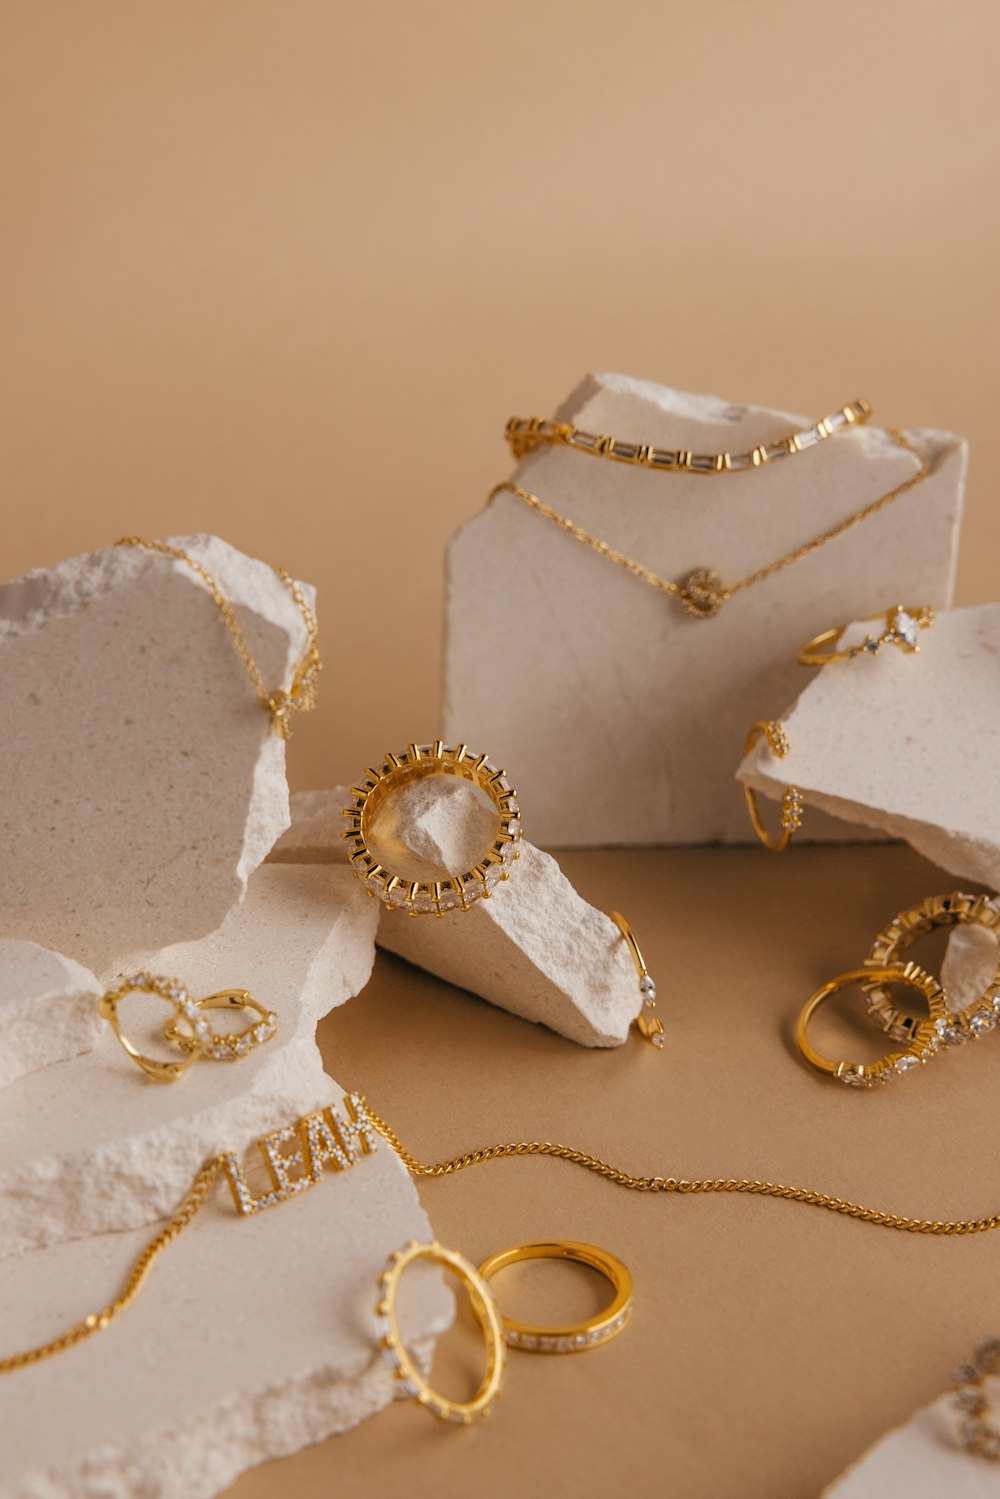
left=491, top=427, right=929, bottom=619
left=506, top=398, right=871, bottom=473
left=113, top=537, right=321, bottom=738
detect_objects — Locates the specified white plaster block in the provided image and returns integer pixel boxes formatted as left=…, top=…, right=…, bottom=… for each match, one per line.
left=274, top=784, right=641, bottom=1047
left=0, top=534, right=314, bottom=977
left=0, top=1097, right=448, bottom=1499
left=738, top=606, right=1000, bottom=886
left=444, top=374, right=965, bottom=845
left=0, top=939, right=103, bottom=1090
left=0, top=862, right=378, bottom=1258
left=823, top=1392, right=990, bottom=1496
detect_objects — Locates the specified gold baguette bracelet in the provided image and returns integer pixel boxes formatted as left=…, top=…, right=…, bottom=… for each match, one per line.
left=113, top=537, right=321, bottom=738
left=506, top=398, right=872, bottom=472
left=490, top=427, right=930, bottom=619
left=8, top=1094, right=1000, bottom=1377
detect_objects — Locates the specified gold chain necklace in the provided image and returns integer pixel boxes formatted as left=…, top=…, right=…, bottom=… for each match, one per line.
left=491, top=428, right=929, bottom=619
left=113, top=537, right=321, bottom=737
left=506, top=398, right=872, bottom=473
left=5, top=1097, right=998, bottom=1374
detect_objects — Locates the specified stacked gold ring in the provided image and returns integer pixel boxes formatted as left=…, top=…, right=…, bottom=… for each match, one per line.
left=477, top=1241, right=634, bottom=1354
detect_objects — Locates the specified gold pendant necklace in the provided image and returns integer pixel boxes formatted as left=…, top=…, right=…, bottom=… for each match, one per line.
left=490, top=427, right=929, bottom=619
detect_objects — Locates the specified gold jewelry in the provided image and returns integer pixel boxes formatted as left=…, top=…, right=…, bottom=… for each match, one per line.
left=955, top=1339, right=1000, bottom=1459
left=611, top=910, right=663, bottom=1049
left=163, top=988, right=278, bottom=1062
left=797, top=604, right=935, bottom=666
left=376, top=1240, right=505, bottom=1424
left=342, top=741, right=522, bottom=916
left=743, top=721, right=803, bottom=853
left=490, top=427, right=929, bottom=620
left=795, top=962, right=947, bottom=1087
left=506, top=399, right=872, bottom=472
left=863, top=893, right=1000, bottom=1047
left=112, top=537, right=321, bottom=738
left=100, top=974, right=209, bottom=1083
left=477, top=1240, right=633, bottom=1354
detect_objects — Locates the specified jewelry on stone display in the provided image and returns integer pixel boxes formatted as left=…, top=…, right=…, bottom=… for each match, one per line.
left=112, top=537, right=321, bottom=738
left=490, top=426, right=929, bottom=619
left=99, top=974, right=277, bottom=1081
left=795, top=962, right=947, bottom=1088
left=797, top=604, right=935, bottom=666
left=506, top=399, right=872, bottom=471
left=342, top=740, right=522, bottom=916
left=477, top=1240, right=633, bottom=1354
left=376, top=1240, right=506, bottom=1424
left=863, top=892, right=1000, bottom=1047
left=611, top=910, right=663, bottom=1049
left=743, top=720, right=803, bottom=853
left=954, top=1339, right=1000, bottom=1460
left=162, top=988, right=278, bottom=1062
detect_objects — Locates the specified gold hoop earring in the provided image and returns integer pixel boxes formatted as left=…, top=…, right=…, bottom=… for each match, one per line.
left=163, top=989, right=278, bottom=1061
left=99, top=974, right=207, bottom=1083
left=743, top=720, right=803, bottom=853
left=611, top=911, right=663, bottom=1049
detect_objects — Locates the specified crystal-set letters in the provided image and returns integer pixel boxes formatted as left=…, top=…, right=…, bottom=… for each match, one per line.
left=222, top=1093, right=378, bottom=1215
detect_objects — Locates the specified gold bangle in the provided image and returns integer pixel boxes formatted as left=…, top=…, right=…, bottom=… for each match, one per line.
left=743, top=720, right=803, bottom=853
left=611, top=910, right=663, bottom=1049
left=163, top=989, right=278, bottom=1061
left=797, top=603, right=935, bottom=666
left=99, top=974, right=209, bottom=1083
left=863, top=892, right=1000, bottom=1047
left=795, top=962, right=948, bottom=1087
left=375, top=1240, right=505, bottom=1424
left=477, top=1240, right=634, bottom=1354
left=342, top=741, right=522, bottom=916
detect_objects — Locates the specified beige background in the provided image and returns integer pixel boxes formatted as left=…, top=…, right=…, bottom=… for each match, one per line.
left=2, top=1, right=998, bottom=792
left=3, top=4, right=1000, bottom=1496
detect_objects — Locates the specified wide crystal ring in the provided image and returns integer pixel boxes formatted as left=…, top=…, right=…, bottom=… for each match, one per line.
left=863, top=892, right=1000, bottom=1047
left=797, top=604, right=935, bottom=666
left=163, top=988, right=278, bottom=1061
left=795, top=961, right=948, bottom=1087
left=375, top=1239, right=505, bottom=1424
left=477, top=1240, right=634, bottom=1354
left=342, top=741, right=522, bottom=916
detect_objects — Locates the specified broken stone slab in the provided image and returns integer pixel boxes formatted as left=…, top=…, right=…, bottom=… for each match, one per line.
left=0, top=861, right=379, bottom=1258
left=823, top=1391, right=983, bottom=1496
left=272, top=782, right=642, bottom=1047
left=737, top=605, right=1000, bottom=889
left=0, top=1085, right=448, bottom=1499
left=0, top=534, right=314, bottom=978
left=0, top=939, right=103, bottom=1091
left=444, top=374, right=965, bottom=846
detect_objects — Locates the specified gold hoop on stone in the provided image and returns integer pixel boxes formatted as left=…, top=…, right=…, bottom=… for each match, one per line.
left=611, top=911, right=663, bottom=1049
left=797, top=604, right=935, bottom=666
left=795, top=962, right=948, bottom=1088
left=99, top=974, right=209, bottom=1083
left=477, top=1240, right=634, bottom=1354
left=375, top=1240, right=506, bottom=1424
left=743, top=720, right=803, bottom=853
left=863, top=892, right=1000, bottom=1047
left=342, top=741, right=522, bottom=917
left=163, top=989, right=278, bottom=1061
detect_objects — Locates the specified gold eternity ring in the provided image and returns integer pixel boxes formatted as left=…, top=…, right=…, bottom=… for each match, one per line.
left=376, top=1240, right=506, bottom=1424
left=863, top=892, right=1000, bottom=1047
left=163, top=988, right=278, bottom=1061
left=797, top=604, right=935, bottom=666
left=795, top=962, right=948, bottom=1088
left=342, top=741, right=522, bottom=916
left=477, top=1240, right=634, bottom=1354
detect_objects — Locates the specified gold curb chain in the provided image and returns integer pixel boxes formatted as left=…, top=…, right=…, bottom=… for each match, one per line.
left=113, top=537, right=321, bottom=737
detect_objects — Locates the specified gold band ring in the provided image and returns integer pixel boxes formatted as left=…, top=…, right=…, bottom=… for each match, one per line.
left=611, top=911, right=663, bottom=1049
left=99, top=974, right=207, bottom=1083
left=342, top=741, right=522, bottom=917
left=863, top=892, right=1000, bottom=1046
left=743, top=720, right=803, bottom=853
left=797, top=604, right=934, bottom=666
left=376, top=1240, right=505, bottom=1424
left=163, top=989, right=278, bottom=1061
left=796, top=962, right=948, bottom=1088
left=477, top=1240, right=634, bottom=1354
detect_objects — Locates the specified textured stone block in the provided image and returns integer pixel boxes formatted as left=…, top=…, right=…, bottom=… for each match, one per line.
left=0, top=939, right=102, bottom=1090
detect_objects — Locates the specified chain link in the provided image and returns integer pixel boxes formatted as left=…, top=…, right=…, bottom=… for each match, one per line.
left=490, top=429, right=930, bottom=617
left=113, top=538, right=321, bottom=736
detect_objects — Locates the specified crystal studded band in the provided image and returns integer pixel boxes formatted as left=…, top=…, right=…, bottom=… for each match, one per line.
left=477, top=1240, right=634, bottom=1354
